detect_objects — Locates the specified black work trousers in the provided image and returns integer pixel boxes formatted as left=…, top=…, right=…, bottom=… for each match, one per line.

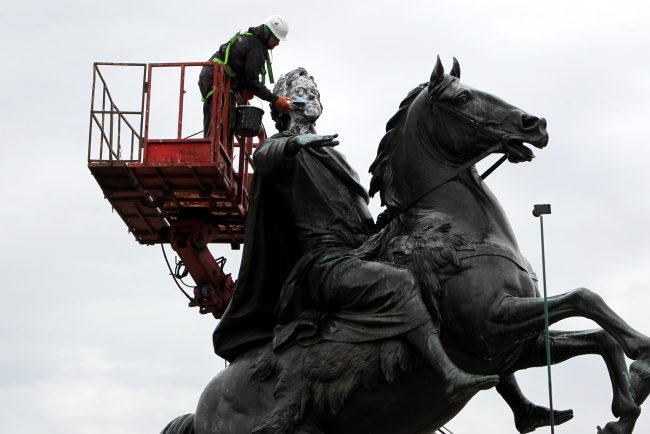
left=198, top=76, right=236, bottom=138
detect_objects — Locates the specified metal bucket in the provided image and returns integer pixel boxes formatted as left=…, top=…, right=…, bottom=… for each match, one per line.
left=234, top=106, right=264, bottom=137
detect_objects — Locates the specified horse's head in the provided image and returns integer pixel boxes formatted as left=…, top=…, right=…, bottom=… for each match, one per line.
left=370, top=56, right=549, bottom=210
left=425, top=56, right=548, bottom=164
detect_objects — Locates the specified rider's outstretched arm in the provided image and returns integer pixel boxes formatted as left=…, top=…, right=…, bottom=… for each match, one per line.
left=254, top=133, right=339, bottom=175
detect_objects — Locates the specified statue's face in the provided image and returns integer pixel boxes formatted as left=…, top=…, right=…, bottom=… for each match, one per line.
left=288, top=76, right=322, bottom=121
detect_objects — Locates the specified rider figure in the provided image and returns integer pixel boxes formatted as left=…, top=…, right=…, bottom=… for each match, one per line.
left=213, top=67, right=499, bottom=403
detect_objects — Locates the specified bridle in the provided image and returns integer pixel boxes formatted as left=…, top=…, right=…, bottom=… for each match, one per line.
left=389, top=89, right=509, bottom=221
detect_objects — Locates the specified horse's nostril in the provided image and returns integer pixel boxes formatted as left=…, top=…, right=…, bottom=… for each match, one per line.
left=521, top=114, right=540, bottom=130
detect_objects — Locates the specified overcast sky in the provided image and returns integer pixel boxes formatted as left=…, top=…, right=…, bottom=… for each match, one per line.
left=2, top=0, right=650, bottom=433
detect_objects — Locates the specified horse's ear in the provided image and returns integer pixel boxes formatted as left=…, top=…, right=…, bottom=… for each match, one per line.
left=429, top=55, right=444, bottom=87
left=450, top=57, right=461, bottom=79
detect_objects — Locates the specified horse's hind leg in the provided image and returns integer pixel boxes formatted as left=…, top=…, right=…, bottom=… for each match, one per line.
left=511, top=329, right=638, bottom=420
left=496, top=289, right=650, bottom=362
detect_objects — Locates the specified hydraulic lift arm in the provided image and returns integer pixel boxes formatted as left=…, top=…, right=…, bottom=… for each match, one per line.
left=170, top=218, right=235, bottom=318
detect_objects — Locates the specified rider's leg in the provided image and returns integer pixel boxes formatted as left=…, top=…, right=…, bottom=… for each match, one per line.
left=405, top=320, right=499, bottom=402
left=311, top=256, right=498, bottom=402
left=496, top=373, right=573, bottom=433
left=494, top=289, right=650, bottom=361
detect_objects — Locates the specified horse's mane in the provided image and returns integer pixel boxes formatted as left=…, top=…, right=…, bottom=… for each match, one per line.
left=369, top=82, right=428, bottom=208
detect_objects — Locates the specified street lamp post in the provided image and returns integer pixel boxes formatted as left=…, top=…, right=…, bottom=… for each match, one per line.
left=533, top=203, right=554, bottom=433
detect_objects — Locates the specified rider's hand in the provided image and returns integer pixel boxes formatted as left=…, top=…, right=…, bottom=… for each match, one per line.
left=294, top=134, right=339, bottom=148
left=285, top=134, right=339, bottom=156
left=274, top=96, right=293, bottom=112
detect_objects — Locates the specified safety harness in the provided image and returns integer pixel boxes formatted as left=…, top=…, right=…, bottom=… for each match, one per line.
left=202, top=31, right=274, bottom=103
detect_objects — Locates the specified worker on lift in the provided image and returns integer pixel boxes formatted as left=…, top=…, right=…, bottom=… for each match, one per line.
left=198, top=14, right=293, bottom=137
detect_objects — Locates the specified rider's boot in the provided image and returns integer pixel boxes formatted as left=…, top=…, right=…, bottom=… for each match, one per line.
left=513, top=402, right=574, bottom=433
left=406, top=321, right=499, bottom=403
left=497, top=374, right=574, bottom=433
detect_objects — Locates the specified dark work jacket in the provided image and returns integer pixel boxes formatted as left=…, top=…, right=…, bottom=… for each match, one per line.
left=199, top=25, right=276, bottom=103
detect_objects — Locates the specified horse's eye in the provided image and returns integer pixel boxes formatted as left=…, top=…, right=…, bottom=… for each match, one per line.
left=455, top=92, right=471, bottom=105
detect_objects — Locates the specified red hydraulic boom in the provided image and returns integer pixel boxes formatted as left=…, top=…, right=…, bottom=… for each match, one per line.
left=87, top=62, right=265, bottom=317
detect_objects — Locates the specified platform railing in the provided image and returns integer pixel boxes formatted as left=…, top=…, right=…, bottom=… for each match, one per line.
left=143, top=61, right=218, bottom=144
left=88, top=61, right=262, bottom=217
left=88, top=62, right=146, bottom=163
left=143, top=62, right=261, bottom=213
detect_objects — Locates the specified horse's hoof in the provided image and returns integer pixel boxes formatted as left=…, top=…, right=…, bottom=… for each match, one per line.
left=596, top=416, right=639, bottom=434
left=630, top=359, right=650, bottom=406
left=514, top=403, right=573, bottom=433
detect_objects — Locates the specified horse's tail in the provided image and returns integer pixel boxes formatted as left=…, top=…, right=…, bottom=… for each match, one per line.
left=161, top=413, right=194, bottom=434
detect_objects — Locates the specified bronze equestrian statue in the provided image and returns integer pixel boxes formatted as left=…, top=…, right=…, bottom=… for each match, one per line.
left=164, top=58, right=650, bottom=434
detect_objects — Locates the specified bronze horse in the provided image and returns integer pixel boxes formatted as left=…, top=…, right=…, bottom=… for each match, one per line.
left=171, top=58, right=650, bottom=434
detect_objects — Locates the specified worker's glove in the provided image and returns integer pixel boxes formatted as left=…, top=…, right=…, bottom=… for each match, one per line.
left=239, top=89, right=254, bottom=102
left=274, top=96, right=293, bottom=112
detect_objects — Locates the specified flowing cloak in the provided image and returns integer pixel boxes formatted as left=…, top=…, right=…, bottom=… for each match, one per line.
left=213, top=132, right=430, bottom=362
left=211, top=150, right=301, bottom=362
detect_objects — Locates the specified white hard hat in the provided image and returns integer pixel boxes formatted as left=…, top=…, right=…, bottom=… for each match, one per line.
left=264, top=14, right=289, bottom=41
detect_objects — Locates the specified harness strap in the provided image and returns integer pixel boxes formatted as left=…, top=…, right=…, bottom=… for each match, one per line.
left=259, top=56, right=274, bottom=85
left=211, top=58, right=234, bottom=76
left=201, top=82, right=235, bottom=104
left=201, top=88, right=216, bottom=103
left=266, top=58, right=274, bottom=84
left=202, top=32, right=250, bottom=104
left=203, top=31, right=273, bottom=102
left=213, top=31, right=255, bottom=77
left=219, top=31, right=253, bottom=73
left=456, top=244, right=537, bottom=281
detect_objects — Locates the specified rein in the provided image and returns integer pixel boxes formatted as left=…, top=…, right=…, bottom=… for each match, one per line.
left=391, top=142, right=503, bottom=219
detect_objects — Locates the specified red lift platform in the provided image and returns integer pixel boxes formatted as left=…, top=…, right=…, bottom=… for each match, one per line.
left=88, top=62, right=265, bottom=317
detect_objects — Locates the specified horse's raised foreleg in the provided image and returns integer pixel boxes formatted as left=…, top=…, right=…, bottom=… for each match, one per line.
left=510, top=329, right=637, bottom=420
left=493, top=292, right=650, bottom=434
left=495, top=289, right=650, bottom=362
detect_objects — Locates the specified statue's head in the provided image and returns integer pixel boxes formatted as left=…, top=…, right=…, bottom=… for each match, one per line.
left=271, top=67, right=323, bottom=134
